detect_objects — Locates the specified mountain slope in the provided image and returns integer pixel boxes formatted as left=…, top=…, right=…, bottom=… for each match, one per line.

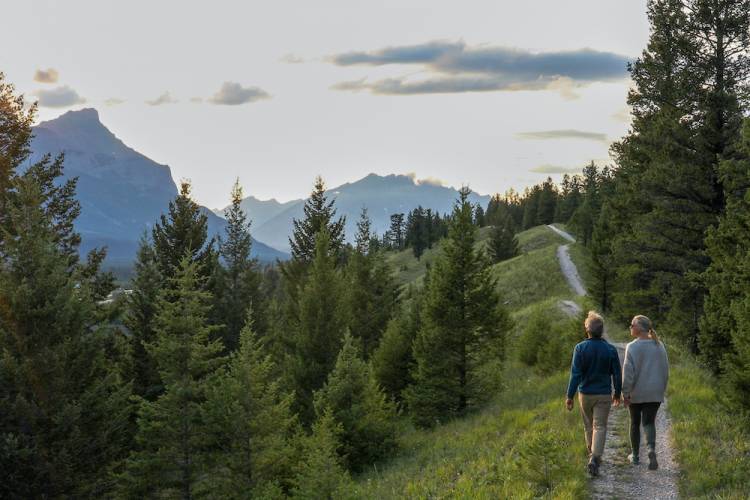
left=252, top=173, right=492, bottom=252
left=28, top=109, right=288, bottom=263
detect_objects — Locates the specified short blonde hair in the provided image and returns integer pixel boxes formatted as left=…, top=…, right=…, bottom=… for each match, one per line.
left=585, top=311, right=604, bottom=338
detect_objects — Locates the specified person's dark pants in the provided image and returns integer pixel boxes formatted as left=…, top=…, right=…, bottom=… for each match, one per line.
left=628, top=402, right=661, bottom=456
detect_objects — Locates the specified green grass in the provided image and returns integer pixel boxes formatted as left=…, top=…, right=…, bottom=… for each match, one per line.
left=666, top=349, right=750, bottom=499
left=493, top=244, right=570, bottom=314
left=349, top=364, right=588, bottom=499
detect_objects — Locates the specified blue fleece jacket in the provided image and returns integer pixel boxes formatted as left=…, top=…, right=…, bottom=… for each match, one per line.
left=566, top=337, right=622, bottom=400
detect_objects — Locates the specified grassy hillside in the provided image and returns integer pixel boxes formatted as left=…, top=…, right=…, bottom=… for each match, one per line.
left=354, top=225, right=589, bottom=498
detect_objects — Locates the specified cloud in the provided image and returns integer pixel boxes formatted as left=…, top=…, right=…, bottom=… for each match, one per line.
left=146, top=91, right=177, bottom=106
left=33, top=68, right=59, bottom=84
left=611, top=106, right=632, bottom=123
left=529, top=164, right=584, bottom=174
left=330, top=40, right=630, bottom=96
left=516, top=129, right=608, bottom=143
left=34, top=86, right=86, bottom=108
left=104, top=98, right=125, bottom=106
left=405, top=172, right=445, bottom=187
left=280, top=53, right=305, bottom=64
left=208, top=82, right=270, bottom=105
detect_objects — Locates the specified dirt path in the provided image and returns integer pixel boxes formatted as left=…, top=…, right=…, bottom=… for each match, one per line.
left=547, top=225, right=680, bottom=499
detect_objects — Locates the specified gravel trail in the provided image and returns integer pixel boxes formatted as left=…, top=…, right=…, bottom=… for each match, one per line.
left=547, top=225, right=681, bottom=499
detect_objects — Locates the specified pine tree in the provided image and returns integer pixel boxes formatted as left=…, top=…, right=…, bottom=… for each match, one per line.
left=288, top=176, right=346, bottom=263
left=201, top=313, right=298, bottom=495
left=289, top=230, right=347, bottom=426
left=290, top=410, right=352, bottom=499
left=152, top=180, right=216, bottom=281
left=118, top=257, right=225, bottom=497
left=313, top=332, right=397, bottom=472
left=344, top=209, right=398, bottom=359
left=125, top=234, right=163, bottom=400
left=0, top=175, right=131, bottom=497
left=216, top=179, right=266, bottom=351
left=487, top=213, right=519, bottom=263
left=474, top=203, right=486, bottom=226
left=406, top=187, right=512, bottom=427
left=388, top=213, right=406, bottom=250
left=535, top=177, right=558, bottom=225
left=372, top=288, right=422, bottom=404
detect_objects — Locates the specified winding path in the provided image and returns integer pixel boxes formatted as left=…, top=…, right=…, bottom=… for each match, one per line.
left=547, top=224, right=680, bottom=500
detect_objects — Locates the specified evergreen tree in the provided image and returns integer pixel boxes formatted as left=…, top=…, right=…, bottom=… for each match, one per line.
left=289, top=230, right=347, bottom=426
left=0, top=176, right=131, bottom=498
left=372, top=288, right=422, bottom=404
left=125, top=234, right=163, bottom=400
left=535, top=177, right=558, bottom=225
left=202, top=314, right=298, bottom=495
left=119, top=257, right=225, bottom=497
left=406, top=187, right=512, bottom=427
left=521, top=185, right=540, bottom=229
left=152, top=180, right=216, bottom=281
left=216, top=179, right=266, bottom=351
left=313, top=332, right=397, bottom=472
left=487, top=213, right=519, bottom=263
left=474, top=203, right=486, bottom=227
left=344, top=209, right=398, bottom=359
left=290, top=410, right=352, bottom=499
left=288, top=176, right=346, bottom=263
left=388, top=213, right=406, bottom=250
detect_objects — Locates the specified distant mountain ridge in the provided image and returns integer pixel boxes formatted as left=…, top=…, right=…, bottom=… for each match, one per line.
left=214, top=195, right=301, bottom=229
left=235, top=173, right=491, bottom=252
left=28, top=108, right=289, bottom=264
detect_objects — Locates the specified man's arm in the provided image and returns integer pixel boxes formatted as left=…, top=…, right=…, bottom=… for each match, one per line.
left=566, top=344, right=582, bottom=400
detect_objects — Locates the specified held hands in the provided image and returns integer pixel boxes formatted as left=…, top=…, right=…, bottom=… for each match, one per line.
left=623, top=396, right=631, bottom=408
left=565, top=398, right=574, bottom=411
left=612, top=396, right=621, bottom=407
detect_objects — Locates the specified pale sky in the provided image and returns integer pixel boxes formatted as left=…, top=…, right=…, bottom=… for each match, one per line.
left=1, top=0, right=649, bottom=208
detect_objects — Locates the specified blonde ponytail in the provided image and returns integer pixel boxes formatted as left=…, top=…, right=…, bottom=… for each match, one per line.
left=648, top=327, right=660, bottom=344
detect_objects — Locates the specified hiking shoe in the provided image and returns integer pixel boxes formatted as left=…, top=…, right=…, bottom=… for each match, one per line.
left=648, top=450, right=658, bottom=470
left=588, top=456, right=600, bottom=477
left=628, top=453, right=639, bottom=465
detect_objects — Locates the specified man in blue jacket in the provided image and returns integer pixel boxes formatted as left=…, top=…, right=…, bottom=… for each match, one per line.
left=565, top=311, right=622, bottom=477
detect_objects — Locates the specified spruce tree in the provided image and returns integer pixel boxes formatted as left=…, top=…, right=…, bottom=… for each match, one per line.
left=313, top=332, right=397, bottom=472
left=288, top=176, right=346, bottom=263
left=125, top=234, right=164, bottom=400
left=0, top=176, right=131, bottom=497
left=201, top=313, right=297, bottom=495
left=216, top=179, right=266, bottom=351
left=487, top=213, right=519, bottom=263
left=289, top=230, right=347, bottom=426
left=118, top=256, right=225, bottom=497
left=344, top=209, right=398, bottom=359
left=290, top=410, right=352, bottom=499
left=152, top=180, right=216, bottom=280
left=372, top=287, right=422, bottom=404
left=406, top=187, right=512, bottom=427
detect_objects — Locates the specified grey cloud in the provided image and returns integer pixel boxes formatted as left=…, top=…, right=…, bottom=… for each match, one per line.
left=146, top=91, right=177, bottom=106
left=516, top=129, right=608, bottom=142
left=529, top=164, right=584, bottom=174
left=34, top=68, right=59, bottom=83
left=331, top=41, right=630, bottom=96
left=208, top=82, right=270, bottom=105
left=34, top=86, right=86, bottom=108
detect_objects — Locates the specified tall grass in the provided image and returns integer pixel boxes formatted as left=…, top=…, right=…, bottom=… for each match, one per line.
left=349, top=364, right=588, bottom=499
left=667, top=349, right=750, bottom=499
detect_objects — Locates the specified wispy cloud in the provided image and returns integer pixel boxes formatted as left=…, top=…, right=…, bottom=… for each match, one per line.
left=33, top=68, right=59, bottom=84
left=208, top=82, right=270, bottom=105
left=529, top=164, right=584, bottom=174
left=104, top=97, right=125, bottom=106
left=611, top=106, right=632, bottom=123
left=146, top=91, right=177, bottom=106
left=516, top=129, right=608, bottom=143
left=34, top=86, right=85, bottom=108
left=330, top=41, right=630, bottom=96
left=280, top=53, right=305, bottom=64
